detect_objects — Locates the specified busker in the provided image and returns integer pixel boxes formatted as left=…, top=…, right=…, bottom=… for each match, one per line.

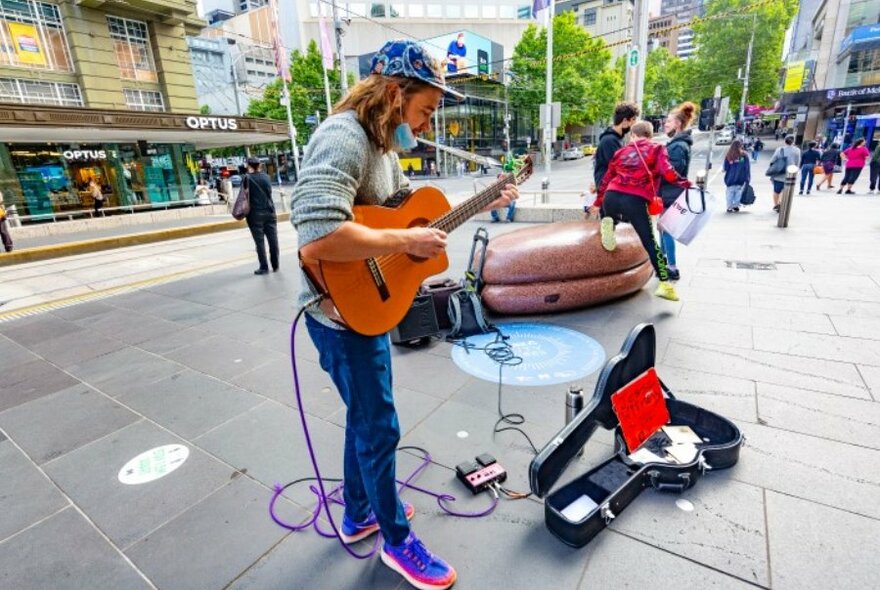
left=290, top=39, right=517, bottom=590
left=658, top=101, right=695, bottom=282
left=590, top=121, right=691, bottom=302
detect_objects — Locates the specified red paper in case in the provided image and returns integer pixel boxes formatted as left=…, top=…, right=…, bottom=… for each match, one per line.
left=610, top=368, right=670, bottom=453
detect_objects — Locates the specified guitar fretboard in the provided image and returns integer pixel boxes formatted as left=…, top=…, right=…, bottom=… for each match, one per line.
left=429, top=173, right=514, bottom=234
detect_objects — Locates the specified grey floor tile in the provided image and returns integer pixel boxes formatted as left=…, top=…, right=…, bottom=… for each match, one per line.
left=0, top=315, right=81, bottom=347
left=679, top=301, right=836, bottom=335
left=612, top=475, right=769, bottom=586
left=28, top=329, right=122, bottom=368
left=829, top=314, right=880, bottom=340
left=734, top=423, right=880, bottom=520
left=117, top=370, right=264, bottom=439
left=194, top=401, right=345, bottom=510
left=766, top=491, right=880, bottom=590
left=142, top=298, right=232, bottom=327
left=198, top=311, right=291, bottom=351
left=757, top=382, right=880, bottom=449
left=67, top=346, right=185, bottom=398
left=43, top=420, right=233, bottom=548
left=0, top=384, right=139, bottom=464
left=87, top=312, right=185, bottom=346
left=126, top=478, right=302, bottom=590
left=657, top=366, right=758, bottom=425
left=580, top=531, right=760, bottom=589
left=0, top=507, right=151, bottom=590
left=173, top=334, right=283, bottom=381
left=750, top=293, right=880, bottom=319
left=50, top=300, right=118, bottom=322
left=663, top=340, right=871, bottom=400
left=0, top=337, right=37, bottom=371
left=0, top=439, right=68, bottom=541
left=391, top=350, right=472, bottom=399
left=0, top=360, right=81, bottom=413
left=754, top=327, right=880, bottom=367
left=812, top=279, right=880, bottom=302
left=243, top=296, right=299, bottom=322
left=137, top=325, right=214, bottom=355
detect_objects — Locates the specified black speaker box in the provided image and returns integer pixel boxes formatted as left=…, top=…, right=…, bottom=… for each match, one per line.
left=390, top=295, right=440, bottom=345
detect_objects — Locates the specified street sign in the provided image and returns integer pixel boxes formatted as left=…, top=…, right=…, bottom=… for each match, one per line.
left=305, top=114, right=318, bottom=125
left=628, top=47, right=639, bottom=68
left=716, top=96, right=730, bottom=126
left=539, top=102, right=562, bottom=128
left=279, top=96, right=289, bottom=106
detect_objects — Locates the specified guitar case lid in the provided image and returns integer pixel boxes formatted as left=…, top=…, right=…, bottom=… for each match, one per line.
left=529, top=323, right=658, bottom=498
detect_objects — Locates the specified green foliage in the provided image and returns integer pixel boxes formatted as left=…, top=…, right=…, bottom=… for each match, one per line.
left=687, top=0, right=797, bottom=108
left=246, top=39, right=353, bottom=145
left=509, top=12, right=619, bottom=129
left=199, top=104, right=211, bottom=115
left=643, top=48, right=687, bottom=115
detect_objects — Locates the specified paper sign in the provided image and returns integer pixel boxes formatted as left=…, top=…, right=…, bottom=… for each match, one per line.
left=8, top=23, right=46, bottom=66
left=118, top=444, right=189, bottom=485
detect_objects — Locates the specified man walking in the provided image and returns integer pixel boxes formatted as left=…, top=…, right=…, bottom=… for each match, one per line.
left=592, top=102, right=640, bottom=194
left=244, top=157, right=280, bottom=275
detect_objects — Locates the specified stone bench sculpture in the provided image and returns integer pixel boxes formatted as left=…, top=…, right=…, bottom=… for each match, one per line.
left=481, top=221, right=653, bottom=315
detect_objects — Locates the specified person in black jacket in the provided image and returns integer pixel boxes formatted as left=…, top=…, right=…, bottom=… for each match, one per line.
left=658, top=101, right=696, bottom=282
left=244, top=157, right=280, bottom=275
left=592, top=101, right=640, bottom=191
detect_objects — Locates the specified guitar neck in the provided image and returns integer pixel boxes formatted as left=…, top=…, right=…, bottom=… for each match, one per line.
left=430, top=173, right=513, bottom=234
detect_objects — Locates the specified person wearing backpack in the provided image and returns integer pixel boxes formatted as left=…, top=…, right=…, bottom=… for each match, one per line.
left=838, top=138, right=871, bottom=195
left=723, top=140, right=750, bottom=212
left=768, top=135, right=801, bottom=212
left=591, top=121, right=691, bottom=302
left=658, top=101, right=696, bottom=282
left=815, top=142, right=841, bottom=191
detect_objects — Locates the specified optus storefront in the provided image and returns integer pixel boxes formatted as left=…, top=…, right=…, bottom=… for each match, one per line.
left=0, top=105, right=289, bottom=222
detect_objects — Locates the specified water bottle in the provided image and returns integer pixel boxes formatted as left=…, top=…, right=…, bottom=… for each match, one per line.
left=565, top=386, right=585, bottom=457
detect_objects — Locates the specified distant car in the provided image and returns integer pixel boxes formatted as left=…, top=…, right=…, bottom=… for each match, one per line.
left=230, top=174, right=243, bottom=187
left=562, top=147, right=585, bottom=160
left=716, top=129, right=734, bottom=145
left=581, top=144, right=597, bottom=156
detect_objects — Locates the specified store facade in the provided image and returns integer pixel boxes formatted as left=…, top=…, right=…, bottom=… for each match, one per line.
left=0, top=105, right=289, bottom=222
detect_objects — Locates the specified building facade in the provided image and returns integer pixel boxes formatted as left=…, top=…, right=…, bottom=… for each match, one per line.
left=649, top=13, right=679, bottom=56
left=780, top=0, right=880, bottom=144
left=660, top=0, right=704, bottom=58
left=556, top=0, right=634, bottom=60
left=0, top=0, right=287, bottom=223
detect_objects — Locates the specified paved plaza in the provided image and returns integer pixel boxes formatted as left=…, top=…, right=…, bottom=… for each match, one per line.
left=2, top=149, right=880, bottom=590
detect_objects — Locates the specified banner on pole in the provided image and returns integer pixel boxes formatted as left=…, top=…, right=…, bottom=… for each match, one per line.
left=532, top=0, right=550, bottom=18
left=268, top=0, right=291, bottom=82
left=319, top=16, right=334, bottom=70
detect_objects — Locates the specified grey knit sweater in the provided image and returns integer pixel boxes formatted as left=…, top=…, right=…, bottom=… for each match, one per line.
left=290, top=109, right=409, bottom=328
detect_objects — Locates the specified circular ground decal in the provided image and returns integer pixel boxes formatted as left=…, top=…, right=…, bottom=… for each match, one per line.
left=118, top=445, right=190, bottom=485
left=451, top=323, right=606, bottom=386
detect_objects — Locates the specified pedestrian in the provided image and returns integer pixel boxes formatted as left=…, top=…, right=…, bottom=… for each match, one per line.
left=591, top=120, right=691, bottom=302
left=799, top=141, right=822, bottom=195
left=815, top=142, right=841, bottom=190
left=838, top=138, right=872, bottom=195
left=0, top=189, right=13, bottom=253
left=89, top=179, right=105, bottom=216
left=593, top=101, right=640, bottom=191
left=244, top=157, right=280, bottom=275
left=769, top=135, right=801, bottom=212
left=751, top=137, right=764, bottom=162
left=658, top=100, right=696, bottom=282
left=723, top=139, right=750, bottom=212
left=870, top=141, right=880, bottom=194
left=290, top=39, right=517, bottom=590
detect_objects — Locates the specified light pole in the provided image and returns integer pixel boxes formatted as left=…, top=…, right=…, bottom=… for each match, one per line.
left=739, top=13, right=757, bottom=123
left=331, top=0, right=348, bottom=94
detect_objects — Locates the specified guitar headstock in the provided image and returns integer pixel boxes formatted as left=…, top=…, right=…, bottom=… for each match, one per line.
left=505, top=155, right=533, bottom=185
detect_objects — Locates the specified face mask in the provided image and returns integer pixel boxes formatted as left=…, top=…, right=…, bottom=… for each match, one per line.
left=394, top=122, right=418, bottom=150
left=621, top=126, right=631, bottom=135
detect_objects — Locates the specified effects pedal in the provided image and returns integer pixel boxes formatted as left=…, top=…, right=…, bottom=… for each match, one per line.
left=455, top=453, right=507, bottom=495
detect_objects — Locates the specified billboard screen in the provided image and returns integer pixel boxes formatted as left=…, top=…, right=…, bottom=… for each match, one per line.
left=421, top=31, right=493, bottom=77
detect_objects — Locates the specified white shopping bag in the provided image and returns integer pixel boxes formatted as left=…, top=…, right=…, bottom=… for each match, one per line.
left=658, top=189, right=715, bottom=246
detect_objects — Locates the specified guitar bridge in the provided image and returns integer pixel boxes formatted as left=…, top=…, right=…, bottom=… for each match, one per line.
left=366, top=258, right=391, bottom=301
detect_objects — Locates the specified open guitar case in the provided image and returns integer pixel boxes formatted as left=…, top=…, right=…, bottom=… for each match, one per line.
left=528, top=323, right=744, bottom=547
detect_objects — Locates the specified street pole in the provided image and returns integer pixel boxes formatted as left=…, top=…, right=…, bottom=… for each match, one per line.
left=543, top=0, right=554, bottom=178
left=739, top=13, right=756, bottom=123
left=331, top=0, right=348, bottom=95
left=321, top=56, right=333, bottom=114
left=705, top=84, right=721, bottom=172
left=624, top=0, right=648, bottom=108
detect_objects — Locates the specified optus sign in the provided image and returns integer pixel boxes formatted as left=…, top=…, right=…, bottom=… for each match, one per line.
left=63, top=149, right=107, bottom=160
left=184, top=116, right=239, bottom=131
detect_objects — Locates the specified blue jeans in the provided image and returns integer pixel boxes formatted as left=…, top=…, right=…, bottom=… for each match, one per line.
left=799, top=165, right=815, bottom=193
left=490, top=200, right=516, bottom=222
left=305, top=315, right=410, bottom=545
left=660, top=231, right=676, bottom=267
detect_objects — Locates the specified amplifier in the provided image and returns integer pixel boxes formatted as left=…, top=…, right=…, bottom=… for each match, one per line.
left=390, top=295, right=440, bottom=345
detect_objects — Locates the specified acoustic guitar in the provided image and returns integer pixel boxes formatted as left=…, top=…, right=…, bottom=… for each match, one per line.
left=301, top=156, right=533, bottom=336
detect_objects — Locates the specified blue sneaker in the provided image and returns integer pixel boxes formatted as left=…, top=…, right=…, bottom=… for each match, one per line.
left=381, top=532, right=457, bottom=590
left=339, top=501, right=415, bottom=545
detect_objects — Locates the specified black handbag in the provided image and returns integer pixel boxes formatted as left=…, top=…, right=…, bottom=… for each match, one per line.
left=740, top=183, right=756, bottom=205
left=765, top=151, right=787, bottom=176
left=231, top=178, right=250, bottom=220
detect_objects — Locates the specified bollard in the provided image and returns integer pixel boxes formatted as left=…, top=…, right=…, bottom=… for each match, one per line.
left=777, top=164, right=798, bottom=228
left=541, top=177, right=550, bottom=204
left=695, top=169, right=707, bottom=191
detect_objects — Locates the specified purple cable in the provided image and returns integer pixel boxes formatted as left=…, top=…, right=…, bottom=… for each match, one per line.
left=268, top=303, right=501, bottom=558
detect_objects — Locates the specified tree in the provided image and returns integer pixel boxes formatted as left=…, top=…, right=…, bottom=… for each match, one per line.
left=247, top=39, right=353, bottom=144
left=686, top=0, right=797, bottom=110
left=509, top=12, right=619, bottom=130
left=643, top=48, right=687, bottom=115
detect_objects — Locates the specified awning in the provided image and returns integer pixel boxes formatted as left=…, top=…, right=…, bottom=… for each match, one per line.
left=0, top=104, right=290, bottom=149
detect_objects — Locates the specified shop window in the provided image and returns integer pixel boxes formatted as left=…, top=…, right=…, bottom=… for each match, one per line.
left=0, top=0, right=73, bottom=72
left=123, top=88, right=165, bottom=112
left=0, top=77, right=82, bottom=106
left=107, top=15, right=158, bottom=83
